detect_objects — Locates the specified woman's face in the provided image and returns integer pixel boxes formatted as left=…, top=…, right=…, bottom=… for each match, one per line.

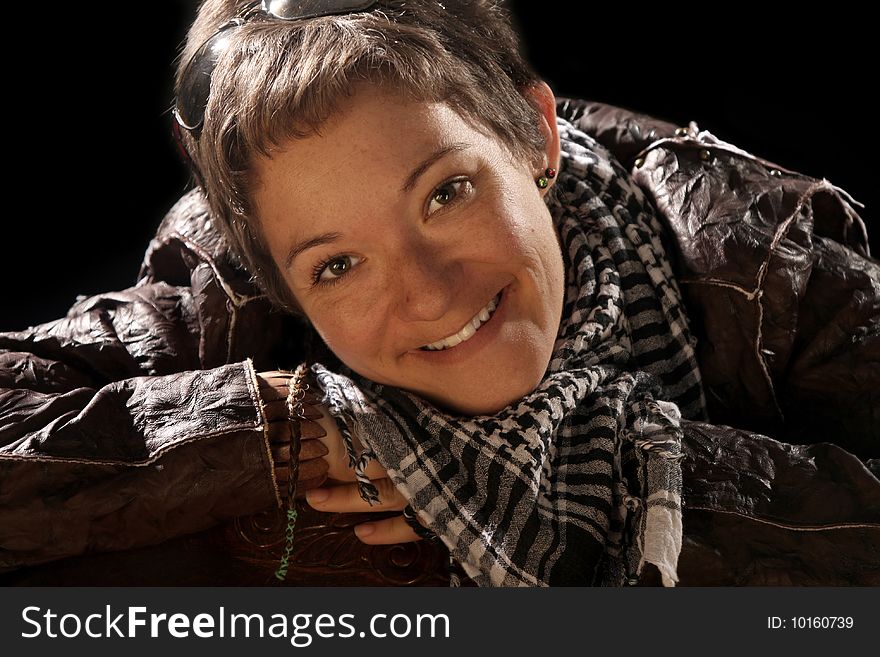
left=253, top=85, right=564, bottom=416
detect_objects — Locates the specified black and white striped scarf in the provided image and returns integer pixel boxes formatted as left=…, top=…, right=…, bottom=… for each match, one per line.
left=313, top=117, right=707, bottom=586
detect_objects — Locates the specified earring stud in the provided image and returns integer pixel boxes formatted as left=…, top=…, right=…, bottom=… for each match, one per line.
left=536, top=167, right=557, bottom=189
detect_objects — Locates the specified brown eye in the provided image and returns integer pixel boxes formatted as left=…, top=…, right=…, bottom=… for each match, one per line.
left=434, top=186, right=454, bottom=204
left=427, top=179, right=470, bottom=216
left=312, top=254, right=362, bottom=286
left=328, top=258, right=349, bottom=275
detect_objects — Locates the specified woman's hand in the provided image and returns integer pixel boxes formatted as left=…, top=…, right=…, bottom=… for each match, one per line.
left=307, top=402, right=431, bottom=545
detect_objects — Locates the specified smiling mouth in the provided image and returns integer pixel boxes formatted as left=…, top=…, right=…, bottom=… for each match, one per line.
left=418, top=291, right=503, bottom=351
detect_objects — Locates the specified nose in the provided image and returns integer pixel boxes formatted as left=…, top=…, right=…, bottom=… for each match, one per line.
left=391, top=235, right=459, bottom=323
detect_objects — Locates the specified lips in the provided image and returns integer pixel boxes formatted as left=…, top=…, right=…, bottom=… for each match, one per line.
left=418, top=290, right=504, bottom=351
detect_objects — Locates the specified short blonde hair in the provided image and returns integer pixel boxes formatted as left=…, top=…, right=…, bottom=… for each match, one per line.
left=176, top=0, right=545, bottom=314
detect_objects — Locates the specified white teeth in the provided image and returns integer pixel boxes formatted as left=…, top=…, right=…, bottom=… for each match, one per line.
left=421, top=292, right=502, bottom=351
left=459, top=322, right=477, bottom=341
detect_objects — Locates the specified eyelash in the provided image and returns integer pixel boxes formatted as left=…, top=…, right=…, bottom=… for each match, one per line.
left=425, top=177, right=472, bottom=216
left=310, top=176, right=473, bottom=288
left=310, top=254, right=352, bottom=288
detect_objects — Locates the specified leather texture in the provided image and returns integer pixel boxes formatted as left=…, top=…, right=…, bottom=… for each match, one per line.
left=1, top=98, right=877, bottom=585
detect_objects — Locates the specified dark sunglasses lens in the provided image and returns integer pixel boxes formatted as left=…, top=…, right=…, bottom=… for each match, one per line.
left=175, top=26, right=239, bottom=131
left=176, top=1, right=379, bottom=133
left=263, top=0, right=377, bottom=20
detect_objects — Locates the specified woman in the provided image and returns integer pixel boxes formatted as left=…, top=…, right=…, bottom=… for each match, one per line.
left=1, top=0, right=878, bottom=586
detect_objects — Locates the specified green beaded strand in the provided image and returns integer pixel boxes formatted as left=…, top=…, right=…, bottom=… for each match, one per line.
left=274, top=507, right=299, bottom=581
left=273, top=364, right=308, bottom=583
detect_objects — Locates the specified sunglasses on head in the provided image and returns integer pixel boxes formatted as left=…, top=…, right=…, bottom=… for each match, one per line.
left=173, top=0, right=379, bottom=139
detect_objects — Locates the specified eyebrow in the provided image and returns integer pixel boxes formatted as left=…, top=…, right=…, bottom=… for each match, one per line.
left=400, top=141, right=469, bottom=193
left=284, top=231, right=343, bottom=270
left=284, top=142, right=470, bottom=270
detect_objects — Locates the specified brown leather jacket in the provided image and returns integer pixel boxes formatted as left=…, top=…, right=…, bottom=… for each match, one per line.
left=1, top=99, right=878, bottom=586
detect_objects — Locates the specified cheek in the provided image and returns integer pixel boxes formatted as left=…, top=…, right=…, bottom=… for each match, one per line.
left=305, top=298, right=387, bottom=368
left=488, top=189, right=558, bottom=266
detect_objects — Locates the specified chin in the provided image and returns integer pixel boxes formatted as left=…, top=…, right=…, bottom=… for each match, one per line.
left=427, top=373, right=545, bottom=417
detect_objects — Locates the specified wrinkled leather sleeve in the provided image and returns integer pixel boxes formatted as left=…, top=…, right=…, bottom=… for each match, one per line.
left=0, top=190, right=298, bottom=573
left=557, top=98, right=879, bottom=461
left=0, top=359, right=278, bottom=572
left=676, top=420, right=880, bottom=585
left=640, top=138, right=878, bottom=459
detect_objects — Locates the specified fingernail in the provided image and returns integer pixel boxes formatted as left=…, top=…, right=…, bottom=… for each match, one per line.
left=354, top=523, right=375, bottom=538
left=306, top=488, right=330, bottom=504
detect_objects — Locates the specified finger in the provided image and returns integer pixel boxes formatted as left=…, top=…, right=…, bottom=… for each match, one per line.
left=266, top=415, right=292, bottom=443
left=323, top=454, right=388, bottom=483
left=354, top=515, right=423, bottom=544
left=298, top=456, right=328, bottom=482
left=262, top=370, right=296, bottom=380
left=359, top=456, right=388, bottom=480
left=274, top=456, right=328, bottom=483
left=305, top=477, right=407, bottom=513
left=277, top=473, right=329, bottom=498
left=300, top=419, right=327, bottom=439
left=295, top=473, right=329, bottom=496
left=270, top=438, right=328, bottom=464
left=311, top=408, right=388, bottom=482
left=265, top=409, right=327, bottom=442
left=299, top=438, right=329, bottom=461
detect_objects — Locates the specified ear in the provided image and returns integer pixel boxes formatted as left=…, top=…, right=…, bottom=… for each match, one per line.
left=519, top=80, right=561, bottom=190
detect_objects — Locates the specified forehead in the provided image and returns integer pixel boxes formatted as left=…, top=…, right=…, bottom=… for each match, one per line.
left=251, top=87, right=494, bottom=231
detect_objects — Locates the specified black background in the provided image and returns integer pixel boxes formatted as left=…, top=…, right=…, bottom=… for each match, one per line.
left=2, top=1, right=874, bottom=331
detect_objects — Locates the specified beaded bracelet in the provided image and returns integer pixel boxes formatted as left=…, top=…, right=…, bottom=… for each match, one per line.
left=274, top=363, right=309, bottom=582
